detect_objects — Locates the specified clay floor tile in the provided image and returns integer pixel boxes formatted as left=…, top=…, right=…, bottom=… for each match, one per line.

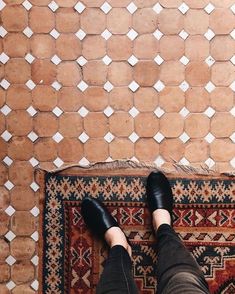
left=158, top=9, right=184, bottom=34
left=0, top=187, right=10, bottom=210
left=0, top=113, right=5, bottom=134
left=210, top=139, right=235, bottom=161
left=211, top=62, right=234, bottom=86
left=56, top=8, right=80, bottom=33
left=108, top=62, right=133, bottom=86
left=11, top=237, right=35, bottom=260
left=210, top=8, right=234, bottom=34
left=110, top=138, right=134, bottom=159
left=160, top=61, right=185, bottom=85
left=59, top=113, right=83, bottom=137
left=30, top=34, right=55, bottom=59
left=0, top=139, right=7, bottom=160
left=210, top=87, right=234, bottom=111
left=135, top=112, right=159, bottom=137
left=185, top=61, right=210, bottom=86
left=160, top=113, right=184, bottom=138
left=84, top=112, right=108, bottom=138
left=0, top=239, right=10, bottom=260
left=0, top=264, right=10, bottom=283
left=184, top=0, right=209, bottom=8
left=34, top=112, right=58, bottom=137
left=30, top=0, right=51, bottom=4
left=6, top=85, right=31, bottom=110
left=134, top=88, right=158, bottom=112
left=107, top=8, right=131, bottom=34
left=211, top=0, right=234, bottom=7
left=135, top=138, right=159, bottom=161
left=31, top=59, right=56, bottom=85
left=159, top=0, right=183, bottom=7
left=10, top=186, right=35, bottom=210
left=4, top=0, right=24, bottom=3
left=133, top=61, right=159, bottom=87
left=184, top=10, right=209, bottom=34
left=5, top=59, right=31, bottom=84
left=83, top=87, right=108, bottom=111
left=1, top=6, right=27, bottom=32
left=29, top=7, right=55, bottom=33
left=83, top=61, right=107, bottom=86
left=185, top=87, right=210, bottom=112
left=133, top=34, right=159, bottom=59
left=185, top=36, right=210, bottom=61
left=8, top=137, right=34, bottom=161
left=58, top=87, right=83, bottom=112
left=109, top=112, right=134, bottom=137
left=211, top=36, right=234, bottom=61
left=185, top=139, right=209, bottom=162
left=132, top=8, right=157, bottom=34
left=0, top=211, right=9, bottom=235
left=216, top=162, right=234, bottom=173
left=57, top=62, right=82, bottom=86
left=160, top=138, right=184, bottom=162
left=12, top=285, right=35, bottom=294
left=57, top=138, right=83, bottom=162
left=0, top=163, right=7, bottom=185
left=84, top=138, right=109, bottom=162
left=32, top=85, right=57, bottom=111
left=56, top=34, right=82, bottom=60
left=9, top=161, right=33, bottom=186
left=109, top=88, right=133, bottom=111
left=159, top=87, right=185, bottom=112
left=0, top=285, right=9, bottom=294
left=159, top=36, right=184, bottom=61
left=0, top=64, right=4, bottom=80
left=82, top=0, right=106, bottom=6
left=7, top=110, right=33, bottom=136
left=211, top=113, right=234, bottom=137
left=107, top=36, right=132, bottom=61
left=81, top=8, right=106, bottom=34
left=34, top=138, right=57, bottom=161
left=3, top=33, right=29, bottom=58
left=104, top=0, right=131, bottom=7
left=82, top=35, right=106, bottom=60
left=0, top=89, right=5, bottom=108
left=11, top=211, right=36, bottom=236
left=185, top=114, right=210, bottom=138
left=11, top=261, right=35, bottom=284
left=55, top=0, right=77, bottom=6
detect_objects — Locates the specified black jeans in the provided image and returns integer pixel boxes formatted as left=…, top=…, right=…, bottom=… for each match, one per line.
left=96, top=224, right=209, bottom=294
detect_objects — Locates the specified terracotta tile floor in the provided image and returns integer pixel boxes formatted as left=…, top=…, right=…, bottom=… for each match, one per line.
left=0, top=0, right=235, bottom=292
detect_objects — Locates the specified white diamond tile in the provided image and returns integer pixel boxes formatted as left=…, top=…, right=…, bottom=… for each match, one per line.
left=27, top=106, right=37, bottom=116
left=230, top=157, right=235, bottom=168
left=127, top=2, right=137, bottom=14
left=52, top=132, right=64, bottom=143
left=127, top=28, right=138, bottom=40
left=4, top=180, right=14, bottom=191
left=154, top=80, right=165, bottom=92
left=230, top=106, right=235, bottom=116
left=154, top=155, right=165, bottom=167
left=205, top=55, right=215, bottom=67
left=204, top=29, right=215, bottom=40
left=103, top=106, right=114, bottom=117
left=78, top=106, right=89, bottom=117
left=105, top=156, right=113, bottom=162
left=48, top=1, right=59, bottom=11
left=1, top=130, right=12, bottom=142
left=77, top=56, right=88, bottom=66
left=204, top=106, right=215, bottom=118
left=131, top=156, right=139, bottom=162
left=5, top=230, right=16, bottom=242
left=205, top=81, right=215, bottom=93
left=78, top=132, right=89, bottom=143
left=104, top=132, right=114, bottom=143
left=153, top=2, right=163, bottom=13
left=22, top=0, right=32, bottom=10
left=52, top=106, right=63, bottom=117
left=77, top=80, right=88, bottom=92
left=230, top=133, right=235, bottom=143
left=27, top=131, right=38, bottom=142
left=52, top=81, right=62, bottom=91
left=180, top=55, right=189, bottom=65
left=29, top=157, right=39, bottom=167
left=23, top=27, right=33, bottom=38
left=101, top=2, right=112, bottom=13
left=0, top=52, right=9, bottom=64
left=51, top=54, right=62, bottom=65
left=31, top=231, right=39, bottom=241
left=178, top=2, right=189, bottom=14
left=104, top=81, right=114, bottom=92
left=0, top=0, right=6, bottom=10
left=0, top=26, right=7, bottom=37
left=128, top=81, right=139, bottom=92
left=204, top=132, right=215, bottom=143
left=153, top=29, right=163, bottom=40
left=25, top=79, right=36, bottom=90
left=5, top=205, right=16, bottom=216
left=102, top=55, right=112, bottom=65
left=154, top=106, right=165, bottom=118
left=204, top=3, right=215, bottom=14
left=179, top=80, right=190, bottom=92
left=3, top=156, right=13, bottom=166
left=179, top=132, right=190, bottom=143
left=76, top=29, right=86, bottom=40
left=179, top=29, right=189, bottom=40
left=25, top=53, right=35, bottom=64
left=128, top=55, right=138, bottom=66
left=1, top=104, right=11, bottom=116
left=31, top=255, right=39, bottom=266
left=53, top=157, right=64, bottom=168
left=205, top=158, right=215, bottom=168
left=30, top=182, right=39, bottom=192
left=74, top=1, right=86, bottom=13
left=231, top=4, right=235, bottom=13
left=230, top=81, right=235, bottom=92
left=6, top=281, right=16, bottom=291
left=154, top=54, right=164, bottom=65
left=129, top=107, right=139, bottom=118
left=154, top=132, right=164, bottom=143
left=0, top=79, right=10, bottom=89
left=129, top=132, right=139, bottom=143
left=101, top=29, right=112, bottom=40
left=230, top=29, right=235, bottom=39
left=179, top=157, right=190, bottom=165
left=31, top=280, right=39, bottom=291
left=79, top=157, right=90, bottom=166
left=179, top=106, right=189, bottom=117
left=50, top=29, right=60, bottom=39
left=230, top=55, right=235, bottom=65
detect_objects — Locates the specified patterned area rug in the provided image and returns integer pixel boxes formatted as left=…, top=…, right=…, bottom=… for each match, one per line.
left=38, top=167, right=235, bottom=294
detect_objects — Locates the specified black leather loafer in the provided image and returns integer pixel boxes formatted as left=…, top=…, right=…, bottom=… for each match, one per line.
left=146, top=171, right=173, bottom=214
left=81, top=197, right=119, bottom=238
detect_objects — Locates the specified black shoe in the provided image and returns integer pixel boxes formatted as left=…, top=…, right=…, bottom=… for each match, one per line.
left=146, top=171, right=173, bottom=214
left=81, top=197, right=119, bottom=238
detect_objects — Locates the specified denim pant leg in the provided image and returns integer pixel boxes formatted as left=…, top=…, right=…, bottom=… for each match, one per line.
left=96, top=245, right=139, bottom=294
left=156, top=224, right=209, bottom=294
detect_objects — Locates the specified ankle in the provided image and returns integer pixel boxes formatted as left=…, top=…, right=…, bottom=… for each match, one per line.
left=152, top=209, right=171, bottom=231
